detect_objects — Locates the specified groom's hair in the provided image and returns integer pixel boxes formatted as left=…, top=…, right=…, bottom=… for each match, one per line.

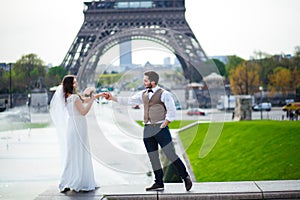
left=144, top=71, right=159, bottom=84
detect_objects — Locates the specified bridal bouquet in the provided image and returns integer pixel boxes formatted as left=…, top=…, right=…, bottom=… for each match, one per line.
left=82, top=87, right=96, bottom=97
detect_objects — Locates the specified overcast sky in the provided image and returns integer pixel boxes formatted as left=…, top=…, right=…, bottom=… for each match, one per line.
left=0, top=0, right=299, bottom=65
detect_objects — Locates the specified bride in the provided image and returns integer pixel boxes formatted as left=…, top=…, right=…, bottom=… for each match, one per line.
left=50, top=75, right=104, bottom=192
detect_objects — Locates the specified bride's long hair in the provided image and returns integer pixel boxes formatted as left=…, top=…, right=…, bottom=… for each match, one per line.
left=62, top=75, right=83, bottom=102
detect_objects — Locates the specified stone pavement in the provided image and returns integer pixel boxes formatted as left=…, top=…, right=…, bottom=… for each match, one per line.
left=35, top=180, right=300, bottom=200
left=1, top=104, right=300, bottom=200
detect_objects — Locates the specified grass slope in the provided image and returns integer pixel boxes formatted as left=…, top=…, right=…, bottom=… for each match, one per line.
left=179, top=120, right=300, bottom=182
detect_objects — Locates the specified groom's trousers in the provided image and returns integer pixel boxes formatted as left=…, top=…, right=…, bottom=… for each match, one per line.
left=143, top=124, right=189, bottom=185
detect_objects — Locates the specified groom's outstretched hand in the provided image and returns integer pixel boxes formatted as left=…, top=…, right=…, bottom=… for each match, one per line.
left=104, top=92, right=112, bottom=100
left=103, top=92, right=117, bottom=102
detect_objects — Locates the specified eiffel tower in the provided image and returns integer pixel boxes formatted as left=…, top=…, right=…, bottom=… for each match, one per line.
left=61, top=0, right=215, bottom=86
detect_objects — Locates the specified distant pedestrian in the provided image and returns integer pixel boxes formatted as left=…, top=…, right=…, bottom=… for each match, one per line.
left=289, top=111, right=294, bottom=120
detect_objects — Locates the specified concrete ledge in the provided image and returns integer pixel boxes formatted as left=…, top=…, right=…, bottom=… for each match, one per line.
left=104, top=182, right=262, bottom=200
left=35, top=180, right=300, bottom=200
left=256, top=180, right=300, bottom=199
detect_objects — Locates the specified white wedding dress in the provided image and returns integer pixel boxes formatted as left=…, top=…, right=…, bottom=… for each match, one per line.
left=50, top=89, right=96, bottom=192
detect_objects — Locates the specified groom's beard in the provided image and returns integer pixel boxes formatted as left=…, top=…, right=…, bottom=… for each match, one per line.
left=145, top=84, right=152, bottom=89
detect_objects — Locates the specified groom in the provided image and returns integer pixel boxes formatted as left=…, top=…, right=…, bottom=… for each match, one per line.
left=104, top=70, right=192, bottom=191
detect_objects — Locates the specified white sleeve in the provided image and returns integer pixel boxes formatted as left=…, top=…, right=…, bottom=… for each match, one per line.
left=161, top=91, right=176, bottom=122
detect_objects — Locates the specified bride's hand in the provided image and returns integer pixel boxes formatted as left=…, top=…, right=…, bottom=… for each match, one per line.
left=94, top=93, right=105, bottom=99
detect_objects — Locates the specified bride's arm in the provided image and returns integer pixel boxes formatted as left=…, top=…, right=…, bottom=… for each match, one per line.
left=74, top=96, right=95, bottom=116
left=80, top=95, right=90, bottom=103
left=79, top=93, right=105, bottom=104
left=94, top=93, right=106, bottom=99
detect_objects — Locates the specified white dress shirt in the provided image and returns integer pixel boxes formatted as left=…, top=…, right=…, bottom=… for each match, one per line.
left=117, top=86, right=176, bottom=122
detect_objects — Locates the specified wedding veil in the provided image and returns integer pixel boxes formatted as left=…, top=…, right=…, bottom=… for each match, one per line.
left=49, top=85, right=68, bottom=166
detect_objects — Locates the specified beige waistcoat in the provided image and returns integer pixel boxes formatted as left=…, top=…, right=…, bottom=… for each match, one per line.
left=142, top=89, right=166, bottom=124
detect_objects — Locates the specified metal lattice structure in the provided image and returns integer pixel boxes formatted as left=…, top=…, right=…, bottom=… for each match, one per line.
left=61, top=0, right=213, bottom=86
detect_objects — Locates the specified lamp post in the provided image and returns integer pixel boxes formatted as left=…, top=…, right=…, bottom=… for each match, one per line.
left=9, top=63, right=12, bottom=108
left=227, top=94, right=230, bottom=112
left=259, top=86, right=263, bottom=120
left=27, top=94, right=31, bottom=123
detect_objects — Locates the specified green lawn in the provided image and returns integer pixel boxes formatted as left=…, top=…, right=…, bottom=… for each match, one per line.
left=136, top=120, right=196, bottom=129
left=179, top=120, right=300, bottom=182
left=0, top=122, right=49, bottom=132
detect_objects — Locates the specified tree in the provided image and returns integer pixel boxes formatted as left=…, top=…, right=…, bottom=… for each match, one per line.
left=291, top=47, right=300, bottom=98
left=45, top=66, right=67, bottom=88
left=229, top=61, right=260, bottom=95
left=250, top=50, right=272, bottom=60
left=225, top=55, right=244, bottom=77
left=268, top=67, right=291, bottom=98
left=293, top=46, right=300, bottom=68
left=212, top=59, right=226, bottom=76
left=248, top=51, right=278, bottom=86
left=96, top=73, right=122, bottom=87
left=0, top=68, right=9, bottom=93
left=291, top=67, right=300, bottom=93
left=13, top=53, right=46, bottom=91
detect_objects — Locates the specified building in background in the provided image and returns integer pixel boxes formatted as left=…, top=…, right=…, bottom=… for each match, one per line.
left=120, top=41, right=132, bottom=69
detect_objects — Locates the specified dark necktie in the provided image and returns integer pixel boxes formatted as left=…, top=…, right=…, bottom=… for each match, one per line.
left=147, top=89, right=153, bottom=93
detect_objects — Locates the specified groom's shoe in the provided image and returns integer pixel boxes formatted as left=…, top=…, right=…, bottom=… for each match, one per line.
left=145, top=183, right=164, bottom=191
left=184, top=175, right=192, bottom=191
